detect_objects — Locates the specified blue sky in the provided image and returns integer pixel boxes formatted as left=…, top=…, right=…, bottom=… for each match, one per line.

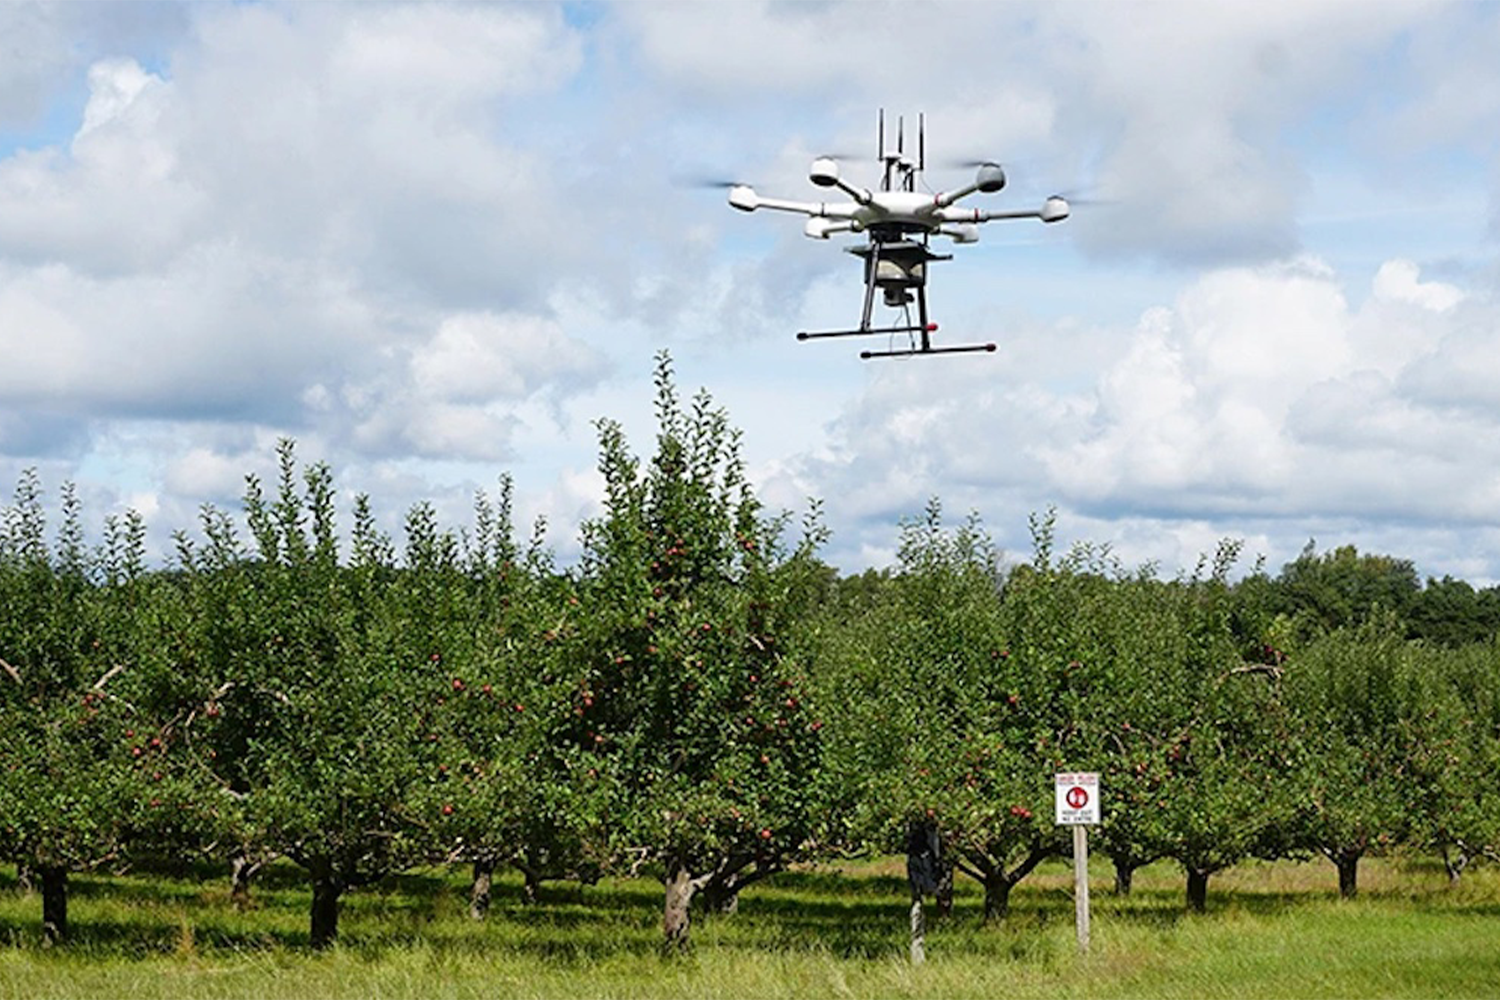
left=4, top=1, right=1500, bottom=583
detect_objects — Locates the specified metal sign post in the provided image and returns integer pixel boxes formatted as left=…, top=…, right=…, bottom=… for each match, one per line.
left=1055, top=772, right=1100, bottom=954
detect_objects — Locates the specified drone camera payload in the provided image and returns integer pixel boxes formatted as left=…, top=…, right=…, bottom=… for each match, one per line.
left=728, top=110, right=1069, bottom=359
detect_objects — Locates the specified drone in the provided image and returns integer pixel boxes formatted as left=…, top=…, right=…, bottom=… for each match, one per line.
left=727, top=111, right=1069, bottom=359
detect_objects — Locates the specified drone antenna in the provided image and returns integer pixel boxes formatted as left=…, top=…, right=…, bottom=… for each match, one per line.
left=897, top=114, right=908, bottom=191
left=919, top=113, right=925, bottom=174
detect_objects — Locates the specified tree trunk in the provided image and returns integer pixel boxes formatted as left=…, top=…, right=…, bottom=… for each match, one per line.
left=520, top=865, right=542, bottom=905
left=17, top=862, right=36, bottom=895
left=934, top=857, right=955, bottom=917
left=982, top=872, right=1013, bottom=923
left=1186, top=867, right=1210, bottom=913
left=662, top=863, right=696, bottom=954
left=469, top=859, right=495, bottom=920
left=1113, top=857, right=1134, bottom=896
left=40, top=866, right=68, bottom=946
left=701, top=880, right=739, bottom=915
left=230, top=852, right=259, bottom=911
left=1334, top=851, right=1360, bottom=899
left=908, top=887, right=926, bottom=965
left=1442, top=845, right=1468, bottom=884
left=309, top=874, right=343, bottom=950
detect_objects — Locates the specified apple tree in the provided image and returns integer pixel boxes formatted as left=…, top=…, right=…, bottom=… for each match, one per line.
left=0, top=477, right=206, bottom=943
left=1402, top=641, right=1500, bottom=881
left=176, top=442, right=441, bottom=948
left=569, top=353, right=830, bottom=951
left=1281, top=617, right=1424, bottom=896
left=409, top=482, right=611, bottom=915
left=821, top=504, right=1086, bottom=930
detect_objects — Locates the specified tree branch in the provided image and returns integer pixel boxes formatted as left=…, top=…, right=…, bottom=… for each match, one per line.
left=91, top=663, right=127, bottom=690
left=1229, top=661, right=1285, bottom=681
left=1002, top=841, right=1052, bottom=887
left=1, top=656, right=21, bottom=685
left=952, top=858, right=986, bottom=883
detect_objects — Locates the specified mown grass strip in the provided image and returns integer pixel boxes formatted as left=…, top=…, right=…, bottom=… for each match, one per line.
left=2, top=857, right=1497, bottom=999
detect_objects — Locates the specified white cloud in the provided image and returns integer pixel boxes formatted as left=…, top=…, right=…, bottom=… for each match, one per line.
left=805, top=251, right=1500, bottom=575
left=4, top=1, right=1500, bottom=587
left=1372, top=259, right=1464, bottom=311
left=0, top=3, right=190, bottom=129
left=0, top=3, right=608, bottom=470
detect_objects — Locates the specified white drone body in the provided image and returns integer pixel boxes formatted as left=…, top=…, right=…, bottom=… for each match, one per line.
left=727, top=112, right=1070, bottom=359
left=729, top=158, right=1069, bottom=242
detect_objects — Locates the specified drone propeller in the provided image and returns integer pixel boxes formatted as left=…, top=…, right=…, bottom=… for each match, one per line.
left=1048, top=186, right=1114, bottom=207
left=940, top=157, right=1005, bottom=171
left=676, top=174, right=756, bottom=191
left=812, top=151, right=866, bottom=165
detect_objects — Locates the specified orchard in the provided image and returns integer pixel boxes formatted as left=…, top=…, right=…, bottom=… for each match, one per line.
left=4, top=352, right=1500, bottom=956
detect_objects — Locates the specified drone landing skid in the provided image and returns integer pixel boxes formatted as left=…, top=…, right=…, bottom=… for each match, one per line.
left=796, top=325, right=996, bottom=360
left=796, top=324, right=930, bottom=341
left=861, top=342, right=997, bottom=360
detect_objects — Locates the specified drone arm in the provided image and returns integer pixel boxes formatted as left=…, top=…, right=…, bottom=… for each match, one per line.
left=730, top=186, right=861, bottom=219
left=932, top=181, right=983, bottom=208
left=760, top=196, right=860, bottom=218
left=829, top=178, right=875, bottom=207
left=940, top=207, right=1039, bottom=222
left=806, top=219, right=858, bottom=239
left=931, top=164, right=1007, bottom=207
left=935, top=196, right=1070, bottom=224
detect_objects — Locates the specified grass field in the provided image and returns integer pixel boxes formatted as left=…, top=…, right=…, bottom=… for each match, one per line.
left=3, top=855, right=1499, bottom=999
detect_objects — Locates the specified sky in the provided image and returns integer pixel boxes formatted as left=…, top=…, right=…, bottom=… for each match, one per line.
left=3, top=0, right=1500, bottom=583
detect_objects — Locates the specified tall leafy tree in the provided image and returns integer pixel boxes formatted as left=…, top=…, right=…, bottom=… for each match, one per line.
left=1276, top=543, right=1420, bottom=638
left=411, top=482, right=609, bottom=915
left=822, top=505, right=1074, bottom=928
left=1403, top=641, right=1500, bottom=881
left=0, top=478, right=204, bottom=943
left=1283, top=618, right=1423, bottom=897
left=178, top=442, right=440, bottom=948
left=571, top=353, right=828, bottom=951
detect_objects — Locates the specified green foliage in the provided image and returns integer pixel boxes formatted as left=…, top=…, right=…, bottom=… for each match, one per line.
left=1283, top=619, right=1424, bottom=873
left=1405, top=575, right=1500, bottom=647
left=10, top=355, right=1500, bottom=953
left=1274, top=542, right=1421, bottom=640
left=570, top=353, right=828, bottom=941
left=0, top=476, right=213, bottom=941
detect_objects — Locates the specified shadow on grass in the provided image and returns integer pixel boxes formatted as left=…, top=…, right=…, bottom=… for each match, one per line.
left=12, top=858, right=1491, bottom=965
left=0, top=912, right=304, bottom=953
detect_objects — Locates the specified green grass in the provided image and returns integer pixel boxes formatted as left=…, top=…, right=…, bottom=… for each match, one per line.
left=2, top=855, right=1498, bottom=998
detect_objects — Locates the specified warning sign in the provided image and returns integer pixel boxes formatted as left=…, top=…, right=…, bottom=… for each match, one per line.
left=1055, top=772, right=1100, bottom=825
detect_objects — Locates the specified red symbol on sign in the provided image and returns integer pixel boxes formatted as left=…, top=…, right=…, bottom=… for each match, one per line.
left=1066, top=786, right=1089, bottom=809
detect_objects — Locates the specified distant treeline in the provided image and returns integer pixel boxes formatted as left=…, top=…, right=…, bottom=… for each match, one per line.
left=833, top=539, right=1500, bottom=651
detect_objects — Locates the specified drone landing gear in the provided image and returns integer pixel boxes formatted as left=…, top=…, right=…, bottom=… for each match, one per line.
left=796, top=238, right=996, bottom=360
left=861, top=342, right=997, bottom=360
left=796, top=326, right=996, bottom=359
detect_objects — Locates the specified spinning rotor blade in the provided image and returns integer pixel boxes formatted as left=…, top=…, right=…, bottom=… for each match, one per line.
left=1047, top=186, right=1116, bottom=207
left=675, top=173, right=753, bottom=189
